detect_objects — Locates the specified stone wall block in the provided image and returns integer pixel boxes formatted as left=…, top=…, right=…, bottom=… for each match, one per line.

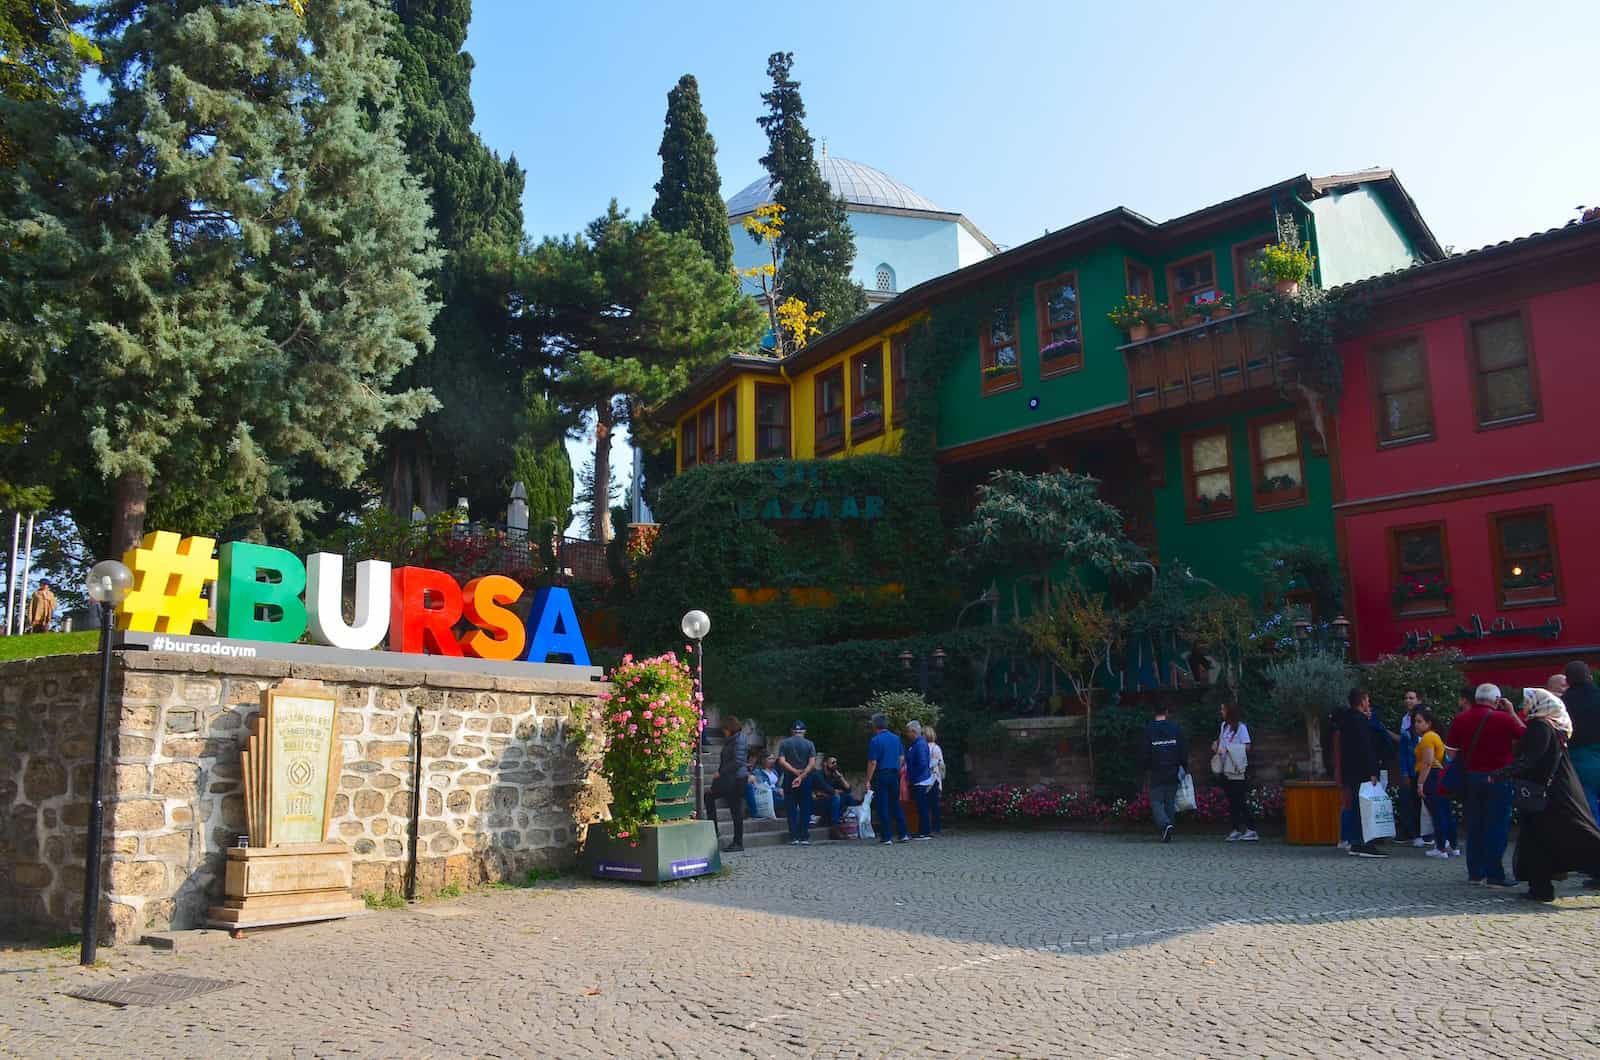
left=120, top=706, right=158, bottom=731
left=109, top=860, right=166, bottom=896
left=115, top=764, right=151, bottom=795
left=182, top=678, right=222, bottom=705
left=368, top=713, right=398, bottom=736
left=120, top=674, right=176, bottom=701
left=23, top=759, right=69, bottom=801
left=420, top=735, right=450, bottom=757
left=338, top=711, right=364, bottom=736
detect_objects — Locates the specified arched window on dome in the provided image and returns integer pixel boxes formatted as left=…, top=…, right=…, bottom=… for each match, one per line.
left=874, top=263, right=896, bottom=293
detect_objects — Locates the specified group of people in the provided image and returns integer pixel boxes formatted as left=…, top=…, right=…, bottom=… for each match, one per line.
left=1142, top=659, right=1600, bottom=903
left=703, top=713, right=946, bottom=851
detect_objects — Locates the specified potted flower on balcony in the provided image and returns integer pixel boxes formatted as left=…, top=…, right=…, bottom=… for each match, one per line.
left=1252, top=224, right=1317, bottom=295
left=1202, top=294, right=1234, bottom=321
left=982, top=362, right=1019, bottom=382
left=1108, top=294, right=1158, bottom=342
left=1392, top=572, right=1452, bottom=610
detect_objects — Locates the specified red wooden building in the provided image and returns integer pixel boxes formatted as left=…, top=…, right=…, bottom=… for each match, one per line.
left=1334, top=218, right=1600, bottom=688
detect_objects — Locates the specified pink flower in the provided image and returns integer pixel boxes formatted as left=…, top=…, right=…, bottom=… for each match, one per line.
left=642, top=710, right=652, bottom=720
left=627, top=724, right=638, bottom=734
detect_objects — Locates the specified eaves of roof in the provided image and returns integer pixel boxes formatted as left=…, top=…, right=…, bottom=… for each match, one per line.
left=657, top=354, right=784, bottom=424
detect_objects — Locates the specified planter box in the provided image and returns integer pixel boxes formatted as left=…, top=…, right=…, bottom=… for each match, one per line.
left=584, top=820, right=719, bottom=883
left=1283, top=780, right=1342, bottom=845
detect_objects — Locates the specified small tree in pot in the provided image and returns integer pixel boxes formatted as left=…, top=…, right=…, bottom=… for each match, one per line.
left=1265, top=651, right=1354, bottom=778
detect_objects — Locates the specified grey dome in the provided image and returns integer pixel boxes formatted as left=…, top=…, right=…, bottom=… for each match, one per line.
left=725, top=156, right=945, bottom=216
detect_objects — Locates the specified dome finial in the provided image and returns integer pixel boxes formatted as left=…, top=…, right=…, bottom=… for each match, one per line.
left=820, top=137, right=827, bottom=160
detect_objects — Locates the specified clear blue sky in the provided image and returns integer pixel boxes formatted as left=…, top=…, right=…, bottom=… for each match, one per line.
left=461, top=0, right=1596, bottom=524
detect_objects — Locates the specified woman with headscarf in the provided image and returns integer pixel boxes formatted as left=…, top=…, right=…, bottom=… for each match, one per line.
left=1506, top=688, right=1600, bottom=902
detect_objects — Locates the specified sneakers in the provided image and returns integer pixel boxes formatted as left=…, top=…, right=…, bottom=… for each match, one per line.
left=1162, top=825, right=1174, bottom=844
left=1225, top=831, right=1243, bottom=842
left=723, top=842, right=744, bottom=853
left=1412, top=838, right=1428, bottom=848
left=879, top=839, right=894, bottom=846
left=1449, top=846, right=1464, bottom=857
left=1484, top=879, right=1516, bottom=889
left=1240, top=830, right=1259, bottom=842
left=1425, top=848, right=1450, bottom=859
left=1338, top=841, right=1352, bottom=851
left=911, top=834, right=932, bottom=841
left=1349, top=844, right=1388, bottom=858
left=798, top=839, right=811, bottom=846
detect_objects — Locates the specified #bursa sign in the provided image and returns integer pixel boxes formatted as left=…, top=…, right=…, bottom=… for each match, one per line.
left=115, top=530, right=591, bottom=673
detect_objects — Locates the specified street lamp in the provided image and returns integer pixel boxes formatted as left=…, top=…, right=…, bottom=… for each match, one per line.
left=1330, top=615, right=1351, bottom=657
left=899, top=647, right=946, bottom=697
left=81, top=559, right=132, bottom=966
left=680, top=610, right=711, bottom=819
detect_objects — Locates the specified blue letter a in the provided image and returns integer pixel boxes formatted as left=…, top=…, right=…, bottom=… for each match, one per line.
left=522, top=587, right=591, bottom=666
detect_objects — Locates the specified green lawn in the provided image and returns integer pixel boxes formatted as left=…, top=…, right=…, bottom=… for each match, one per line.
left=0, top=630, right=99, bottom=661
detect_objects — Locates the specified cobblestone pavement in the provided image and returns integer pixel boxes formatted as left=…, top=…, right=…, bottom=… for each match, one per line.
left=5, top=831, right=1600, bottom=1057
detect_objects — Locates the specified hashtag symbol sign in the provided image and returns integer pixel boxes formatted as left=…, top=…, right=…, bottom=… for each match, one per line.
left=118, top=531, right=219, bottom=634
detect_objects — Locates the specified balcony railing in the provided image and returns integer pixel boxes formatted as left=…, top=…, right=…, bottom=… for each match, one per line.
left=1121, top=311, right=1293, bottom=415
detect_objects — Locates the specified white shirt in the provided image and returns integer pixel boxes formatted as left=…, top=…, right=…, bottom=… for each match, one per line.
left=929, top=744, right=947, bottom=785
left=1218, top=722, right=1250, bottom=776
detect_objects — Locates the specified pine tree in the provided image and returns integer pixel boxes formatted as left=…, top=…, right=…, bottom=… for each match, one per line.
left=757, top=52, right=866, bottom=332
left=381, top=0, right=530, bottom=519
left=520, top=202, right=763, bottom=543
left=651, top=74, right=733, bottom=273
left=0, top=0, right=437, bottom=553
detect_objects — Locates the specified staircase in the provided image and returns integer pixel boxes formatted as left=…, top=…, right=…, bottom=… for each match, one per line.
left=697, top=738, right=856, bottom=849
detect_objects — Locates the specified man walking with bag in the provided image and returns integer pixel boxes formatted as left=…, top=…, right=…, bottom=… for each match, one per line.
left=1338, top=689, right=1387, bottom=858
left=1144, top=701, right=1187, bottom=843
left=704, top=716, right=749, bottom=852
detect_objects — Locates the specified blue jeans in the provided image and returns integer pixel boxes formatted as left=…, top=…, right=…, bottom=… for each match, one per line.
left=786, top=773, right=814, bottom=840
left=1463, top=771, right=1512, bottom=882
left=1570, top=745, right=1600, bottom=823
left=1149, top=782, right=1178, bottom=831
left=911, top=782, right=935, bottom=836
left=872, top=769, right=908, bottom=841
left=1340, top=783, right=1362, bottom=845
left=815, top=789, right=858, bottom=826
left=1425, top=788, right=1457, bottom=850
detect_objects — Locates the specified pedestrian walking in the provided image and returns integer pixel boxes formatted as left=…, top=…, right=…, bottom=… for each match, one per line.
left=777, top=720, right=819, bottom=846
left=1445, top=684, right=1525, bottom=887
left=1563, top=662, right=1600, bottom=824
left=905, top=721, right=935, bottom=840
left=864, top=713, right=909, bottom=844
left=703, top=716, right=749, bottom=852
left=26, top=580, right=56, bottom=633
left=1144, top=701, right=1187, bottom=843
left=1507, top=688, right=1600, bottom=902
left=1338, top=689, right=1386, bottom=857
left=1212, top=702, right=1257, bottom=842
left=1412, top=708, right=1458, bottom=858
left=924, top=725, right=946, bottom=836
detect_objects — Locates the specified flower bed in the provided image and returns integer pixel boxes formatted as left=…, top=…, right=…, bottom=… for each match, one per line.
left=952, top=783, right=1286, bottom=827
left=590, top=651, right=702, bottom=839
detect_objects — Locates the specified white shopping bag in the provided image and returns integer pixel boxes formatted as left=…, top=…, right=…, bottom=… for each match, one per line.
left=1420, top=803, right=1434, bottom=838
left=750, top=784, right=775, bottom=820
left=1175, top=770, right=1197, bottom=813
left=854, top=790, right=875, bottom=839
left=1359, top=781, right=1396, bottom=843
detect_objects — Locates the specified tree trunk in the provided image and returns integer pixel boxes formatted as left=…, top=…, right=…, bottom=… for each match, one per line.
left=110, top=470, right=149, bottom=556
left=1304, top=711, right=1327, bottom=779
left=417, top=453, right=448, bottom=517
left=382, top=446, right=415, bottom=519
left=591, top=403, right=614, bottom=543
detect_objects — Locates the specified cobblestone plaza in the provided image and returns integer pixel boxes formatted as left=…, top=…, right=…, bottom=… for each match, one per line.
left=5, top=832, right=1598, bottom=1057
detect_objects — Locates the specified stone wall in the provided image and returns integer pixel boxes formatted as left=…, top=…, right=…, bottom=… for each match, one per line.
left=1, top=650, right=606, bottom=945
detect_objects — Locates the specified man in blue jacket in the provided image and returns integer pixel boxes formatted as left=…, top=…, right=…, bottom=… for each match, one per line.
left=904, top=720, right=934, bottom=840
left=864, top=713, right=909, bottom=844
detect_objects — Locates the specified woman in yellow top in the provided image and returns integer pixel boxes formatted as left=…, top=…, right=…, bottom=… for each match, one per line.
left=1413, top=708, right=1459, bottom=858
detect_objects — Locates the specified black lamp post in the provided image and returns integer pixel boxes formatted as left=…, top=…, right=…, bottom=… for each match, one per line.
left=680, top=609, right=711, bottom=818
left=899, top=648, right=946, bottom=697
left=81, top=559, right=132, bottom=966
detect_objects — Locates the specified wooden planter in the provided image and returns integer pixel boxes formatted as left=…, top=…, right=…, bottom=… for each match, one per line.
left=1283, top=779, right=1342, bottom=845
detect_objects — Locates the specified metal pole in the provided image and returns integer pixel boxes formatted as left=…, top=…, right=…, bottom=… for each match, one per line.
left=18, top=512, right=34, bottom=634
left=5, top=512, right=18, bottom=635
left=693, top=638, right=704, bottom=819
left=80, top=601, right=114, bottom=965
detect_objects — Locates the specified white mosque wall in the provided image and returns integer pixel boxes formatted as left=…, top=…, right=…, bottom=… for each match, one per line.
left=727, top=209, right=970, bottom=301
left=956, top=223, right=993, bottom=268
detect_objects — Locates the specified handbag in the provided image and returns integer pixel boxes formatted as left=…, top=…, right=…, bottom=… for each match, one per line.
left=1210, top=725, right=1228, bottom=776
left=1510, top=731, right=1567, bottom=814
left=1439, top=711, right=1492, bottom=802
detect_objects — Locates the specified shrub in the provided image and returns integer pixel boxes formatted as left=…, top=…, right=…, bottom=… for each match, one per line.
left=862, top=690, right=940, bottom=735
left=951, top=783, right=1285, bottom=826
left=1265, top=651, right=1355, bottom=778
left=593, top=652, right=701, bottom=839
left=1362, top=649, right=1468, bottom=732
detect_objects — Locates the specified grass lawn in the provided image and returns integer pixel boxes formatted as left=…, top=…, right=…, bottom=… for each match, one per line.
left=0, top=630, right=99, bottom=662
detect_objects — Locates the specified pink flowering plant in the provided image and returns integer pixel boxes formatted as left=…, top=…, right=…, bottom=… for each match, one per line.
left=952, top=783, right=1286, bottom=827
left=593, top=651, right=702, bottom=840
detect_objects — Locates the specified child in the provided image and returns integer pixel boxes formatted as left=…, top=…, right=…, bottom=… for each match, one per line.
left=1413, top=708, right=1459, bottom=857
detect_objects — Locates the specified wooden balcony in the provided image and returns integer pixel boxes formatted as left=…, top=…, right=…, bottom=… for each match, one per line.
left=1121, top=311, right=1294, bottom=416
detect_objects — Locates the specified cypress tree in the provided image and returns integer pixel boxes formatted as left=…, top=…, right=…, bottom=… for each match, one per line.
left=382, top=0, right=530, bottom=519
left=651, top=74, right=734, bottom=273
left=0, top=0, right=438, bottom=552
left=511, top=389, right=574, bottom=533
left=757, top=51, right=866, bottom=332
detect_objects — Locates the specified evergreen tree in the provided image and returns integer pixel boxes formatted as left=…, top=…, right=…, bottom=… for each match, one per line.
left=650, top=74, right=733, bottom=273
left=510, top=389, right=574, bottom=533
left=757, top=52, right=866, bottom=332
left=381, top=0, right=530, bottom=519
left=0, top=1, right=96, bottom=165
left=520, top=202, right=763, bottom=543
left=0, top=0, right=437, bottom=553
